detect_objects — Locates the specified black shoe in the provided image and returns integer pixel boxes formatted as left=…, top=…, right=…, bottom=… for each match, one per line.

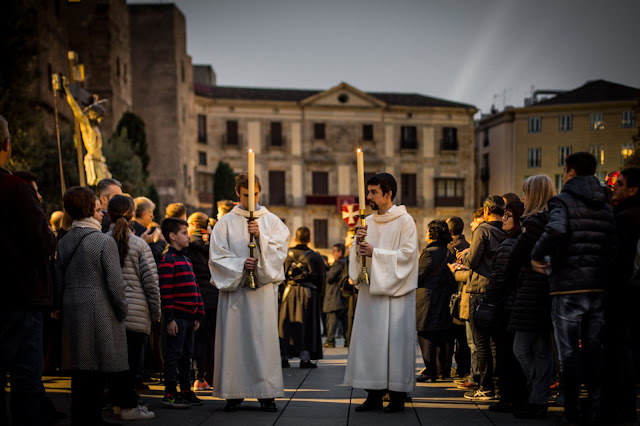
left=355, top=399, right=383, bottom=412
left=299, top=360, right=317, bottom=369
left=181, top=390, right=203, bottom=406
left=383, top=401, right=404, bottom=413
left=223, top=399, right=243, bottom=412
left=281, top=359, right=290, bottom=368
left=259, top=398, right=277, bottom=412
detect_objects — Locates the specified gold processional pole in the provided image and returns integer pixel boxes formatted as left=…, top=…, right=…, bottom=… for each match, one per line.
left=356, top=148, right=370, bottom=286
left=245, top=149, right=259, bottom=289
left=51, top=74, right=66, bottom=198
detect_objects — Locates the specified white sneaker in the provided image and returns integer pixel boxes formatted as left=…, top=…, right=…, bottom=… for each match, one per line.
left=120, top=405, right=156, bottom=420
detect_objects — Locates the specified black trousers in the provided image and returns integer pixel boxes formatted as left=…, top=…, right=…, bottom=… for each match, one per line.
left=418, top=330, right=449, bottom=378
left=452, top=323, right=471, bottom=377
left=71, top=371, right=104, bottom=426
left=325, top=309, right=348, bottom=346
left=193, top=308, right=216, bottom=383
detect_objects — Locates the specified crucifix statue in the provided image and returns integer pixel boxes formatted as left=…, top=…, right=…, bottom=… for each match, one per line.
left=62, top=76, right=112, bottom=186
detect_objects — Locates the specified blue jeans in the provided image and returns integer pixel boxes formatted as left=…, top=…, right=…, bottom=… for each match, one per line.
left=513, top=331, right=553, bottom=405
left=0, top=310, right=45, bottom=426
left=552, top=293, right=605, bottom=420
left=162, top=317, right=196, bottom=394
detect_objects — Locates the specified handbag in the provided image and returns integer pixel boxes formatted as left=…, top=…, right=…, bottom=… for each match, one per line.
left=473, top=301, right=498, bottom=328
left=449, top=291, right=461, bottom=320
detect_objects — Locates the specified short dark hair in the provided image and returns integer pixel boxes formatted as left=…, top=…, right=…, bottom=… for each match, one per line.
left=63, top=186, right=96, bottom=220
left=161, top=217, right=188, bottom=241
left=333, top=243, right=346, bottom=256
left=96, top=178, right=122, bottom=197
left=295, top=226, right=311, bottom=244
left=483, top=195, right=505, bottom=217
left=367, top=172, right=397, bottom=201
left=446, top=216, right=464, bottom=236
left=620, top=167, right=640, bottom=189
left=427, top=220, right=452, bottom=244
left=565, top=152, right=597, bottom=176
left=502, top=192, right=521, bottom=205
left=13, top=170, right=38, bottom=185
left=235, top=172, right=262, bottom=193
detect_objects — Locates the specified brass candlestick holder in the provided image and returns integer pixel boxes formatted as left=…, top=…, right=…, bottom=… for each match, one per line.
left=245, top=211, right=259, bottom=289
left=357, top=209, right=370, bottom=286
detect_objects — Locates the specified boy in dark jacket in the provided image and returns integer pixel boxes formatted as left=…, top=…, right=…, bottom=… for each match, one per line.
left=531, top=152, right=616, bottom=424
left=159, top=218, right=205, bottom=409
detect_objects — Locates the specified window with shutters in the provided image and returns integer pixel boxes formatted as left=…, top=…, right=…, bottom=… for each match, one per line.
left=313, top=219, right=328, bottom=249
left=312, top=171, right=329, bottom=195
left=269, top=171, right=286, bottom=205
left=269, top=122, right=283, bottom=146
left=401, top=174, right=417, bottom=207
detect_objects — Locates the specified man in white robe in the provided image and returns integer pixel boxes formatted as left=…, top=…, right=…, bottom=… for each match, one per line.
left=209, top=173, right=290, bottom=413
left=344, top=172, right=419, bottom=413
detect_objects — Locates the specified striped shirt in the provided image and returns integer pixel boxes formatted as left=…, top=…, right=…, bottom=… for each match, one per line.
left=159, top=247, right=205, bottom=322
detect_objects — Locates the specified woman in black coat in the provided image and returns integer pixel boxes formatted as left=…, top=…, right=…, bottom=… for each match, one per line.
left=480, top=201, right=530, bottom=413
left=416, top=220, right=456, bottom=382
left=510, top=175, right=556, bottom=419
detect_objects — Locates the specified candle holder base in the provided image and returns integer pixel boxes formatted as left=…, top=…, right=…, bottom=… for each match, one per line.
left=357, top=266, right=370, bottom=286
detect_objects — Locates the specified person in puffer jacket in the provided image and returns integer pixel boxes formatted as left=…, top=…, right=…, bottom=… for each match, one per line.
left=531, top=152, right=616, bottom=424
left=480, top=201, right=529, bottom=414
left=107, top=195, right=160, bottom=421
left=510, top=175, right=556, bottom=419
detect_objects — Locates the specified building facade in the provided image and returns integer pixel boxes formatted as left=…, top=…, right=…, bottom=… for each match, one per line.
left=476, top=80, right=638, bottom=204
left=194, top=80, right=477, bottom=250
left=129, top=4, right=197, bottom=209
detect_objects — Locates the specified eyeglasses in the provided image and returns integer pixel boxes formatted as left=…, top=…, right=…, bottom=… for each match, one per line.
left=502, top=214, right=512, bottom=220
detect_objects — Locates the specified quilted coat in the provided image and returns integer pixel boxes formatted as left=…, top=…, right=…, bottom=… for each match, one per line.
left=56, top=227, right=129, bottom=372
left=106, top=231, right=160, bottom=334
left=416, top=242, right=457, bottom=331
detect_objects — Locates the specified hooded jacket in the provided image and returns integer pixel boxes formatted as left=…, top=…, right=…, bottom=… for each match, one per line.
left=531, top=175, right=616, bottom=295
left=461, top=221, right=506, bottom=294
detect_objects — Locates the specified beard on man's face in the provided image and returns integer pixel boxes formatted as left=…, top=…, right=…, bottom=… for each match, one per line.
left=369, top=201, right=379, bottom=210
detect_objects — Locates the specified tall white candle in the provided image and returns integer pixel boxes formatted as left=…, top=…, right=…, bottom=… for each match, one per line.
left=357, top=149, right=365, bottom=210
left=248, top=149, right=255, bottom=211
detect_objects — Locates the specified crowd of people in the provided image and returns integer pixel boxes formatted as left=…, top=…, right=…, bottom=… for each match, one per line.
left=1, top=111, right=639, bottom=425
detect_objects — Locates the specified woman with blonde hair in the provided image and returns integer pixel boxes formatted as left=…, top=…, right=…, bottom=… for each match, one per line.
left=509, top=174, right=556, bottom=419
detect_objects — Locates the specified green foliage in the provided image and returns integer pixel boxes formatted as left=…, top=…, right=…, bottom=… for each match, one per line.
left=213, top=161, right=237, bottom=205
left=114, top=112, right=149, bottom=177
left=103, top=128, right=146, bottom=196
left=147, top=184, right=161, bottom=220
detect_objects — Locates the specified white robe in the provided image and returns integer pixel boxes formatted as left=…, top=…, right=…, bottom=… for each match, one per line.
left=343, top=205, right=418, bottom=392
left=209, top=205, right=290, bottom=398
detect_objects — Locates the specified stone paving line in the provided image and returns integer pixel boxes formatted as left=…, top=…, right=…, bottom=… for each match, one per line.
left=42, top=341, right=586, bottom=425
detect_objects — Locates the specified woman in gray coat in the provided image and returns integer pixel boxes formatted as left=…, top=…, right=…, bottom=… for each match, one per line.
left=56, top=186, right=128, bottom=425
left=107, top=195, right=160, bottom=420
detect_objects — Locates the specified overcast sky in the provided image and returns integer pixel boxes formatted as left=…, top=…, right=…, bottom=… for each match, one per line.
left=129, top=0, right=640, bottom=115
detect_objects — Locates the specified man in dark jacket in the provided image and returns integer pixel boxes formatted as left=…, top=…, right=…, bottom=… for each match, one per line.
left=279, top=227, right=326, bottom=368
left=445, top=216, right=471, bottom=381
left=322, top=243, right=348, bottom=348
left=96, top=178, right=122, bottom=232
left=457, top=196, right=506, bottom=400
left=531, top=152, right=616, bottom=424
left=187, top=212, right=218, bottom=390
left=0, top=115, right=57, bottom=425
left=601, top=167, right=640, bottom=422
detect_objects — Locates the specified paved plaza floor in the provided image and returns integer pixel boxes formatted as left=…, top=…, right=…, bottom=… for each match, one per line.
left=41, top=341, right=638, bottom=425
